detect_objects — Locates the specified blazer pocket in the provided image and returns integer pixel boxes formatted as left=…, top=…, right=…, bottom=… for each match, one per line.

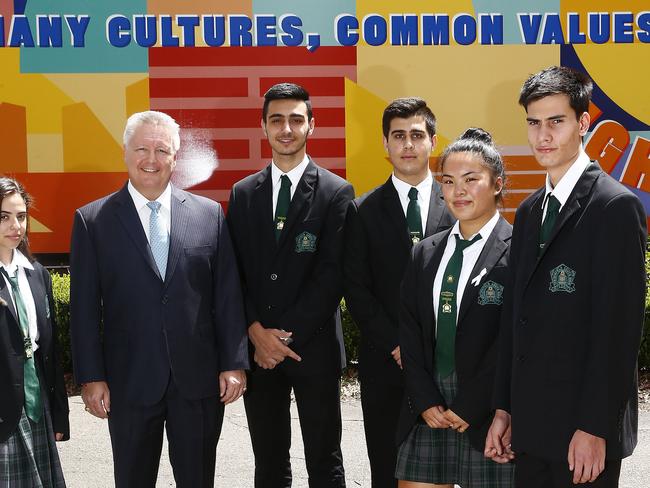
left=184, top=245, right=213, bottom=256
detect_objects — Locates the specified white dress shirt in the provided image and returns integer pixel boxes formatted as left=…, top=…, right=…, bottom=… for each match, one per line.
left=432, top=211, right=501, bottom=335
left=542, top=149, right=591, bottom=220
left=271, top=155, right=310, bottom=216
left=1, top=249, right=39, bottom=352
left=391, top=172, right=433, bottom=233
left=128, top=181, right=172, bottom=242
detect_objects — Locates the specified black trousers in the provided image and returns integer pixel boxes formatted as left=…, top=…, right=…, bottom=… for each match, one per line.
left=515, top=452, right=622, bottom=488
left=360, top=377, right=402, bottom=488
left=107, top=376, right=224, bottom=488
left=244, top=368, right=345, bottom=488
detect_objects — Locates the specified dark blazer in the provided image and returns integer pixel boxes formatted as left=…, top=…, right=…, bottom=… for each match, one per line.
left=70, top=184, right=249, bottom=406
left=494, top=164, right=646, bottom=461
left=227, top=158, right=354, bottom=376
left=397, top=216, right=512, bottom=452
left=344, top=176, right=453, bottom=384
left=0, top=262, right=70, bottom=442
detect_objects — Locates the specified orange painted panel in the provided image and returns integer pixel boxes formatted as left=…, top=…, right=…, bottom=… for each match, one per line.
left=0, top=103, right=28, bottom=172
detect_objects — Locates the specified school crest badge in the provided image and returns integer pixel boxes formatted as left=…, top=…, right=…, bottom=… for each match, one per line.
left=478, top=281, right=504, bottom=305
left=295, top=231, right=317, bottom=253
left=549, top=264, right=576, bottom=293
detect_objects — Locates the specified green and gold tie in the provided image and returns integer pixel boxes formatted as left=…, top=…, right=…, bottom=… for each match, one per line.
left=2, top=268, right=42, bottom=423
left=274, top=175, right=292, bottom=242
left=435, top=234, right=482, bottom=378
left=407, top=187, right=423, bottom=244
left=538, top=194, right=561, bottom=256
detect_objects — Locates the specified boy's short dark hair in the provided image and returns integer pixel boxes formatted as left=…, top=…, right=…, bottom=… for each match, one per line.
left=519, top=66, right=593, bottom=120
left=382, top=97, right=436, bottom=138
left=262, top=83, right=312, bottom=121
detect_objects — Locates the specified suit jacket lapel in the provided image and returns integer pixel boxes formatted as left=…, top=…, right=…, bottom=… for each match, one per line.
left=457, top=217, right=511, bottom=326
left=0, top=272, right=18, bottom=324
left=164, top=187, right=190, bottom=287
left=381, top=178, right=412, bottom=249
left=424, top=180, right=447, bottom=238
left=522, top=164, right=601, bottom=292
left=252, top=166, right=277, bottom=251
left=278, top=160, right=317, bottom=248
left=114, top=184, right=161, bottom=280
left=25, top=267, right=50, bottom=351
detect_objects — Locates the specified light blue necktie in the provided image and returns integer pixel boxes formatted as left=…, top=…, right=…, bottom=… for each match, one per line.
left=147, top=201, right=169, bottom=279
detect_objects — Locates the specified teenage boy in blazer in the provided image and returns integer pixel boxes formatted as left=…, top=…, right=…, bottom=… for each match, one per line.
left=486, top=66, right=646, bottom=488
left=343, top=97, right=453, bottom=487
left=227, top=83, right=354, bottom=487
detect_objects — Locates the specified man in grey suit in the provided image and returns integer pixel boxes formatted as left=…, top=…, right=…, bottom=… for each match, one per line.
left=70, top=111, right=249, bottom=488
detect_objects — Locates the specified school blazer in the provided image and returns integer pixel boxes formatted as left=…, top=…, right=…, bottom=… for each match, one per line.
left=0, top=262, right=70, bottom=442
left=397, top=216, right=512, bottom=452
left=343, top=177, right=453, bottom=384
left=494, top=164, right=646, bottom=460
left=227, top=159, right=355, bottom=376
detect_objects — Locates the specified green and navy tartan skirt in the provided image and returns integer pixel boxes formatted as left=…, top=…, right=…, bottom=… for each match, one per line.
left=0, top=380, right=66, bottom=488
left=395, top=371, right=514, bottom=487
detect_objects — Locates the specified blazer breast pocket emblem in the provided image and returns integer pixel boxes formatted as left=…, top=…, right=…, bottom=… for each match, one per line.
left=478, top=280, right=504, bottom=305
left=295, top=231, right=317, bottom=253
left=549, top=264, right=576, bottom=293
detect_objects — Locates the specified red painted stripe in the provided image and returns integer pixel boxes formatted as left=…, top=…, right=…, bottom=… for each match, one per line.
left=260, top=77, right=344, bottom=96
left=167, top=107, right=344, bottom=128
left=149, top=78, right=248, bottom=97
left=211, top=139, right=250, bottom=159
left=261, top=138, right=345, bottom=158
left=149, top=46, right=357, bottom=67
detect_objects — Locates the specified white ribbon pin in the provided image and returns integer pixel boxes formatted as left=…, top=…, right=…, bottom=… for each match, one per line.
left=471, top=268, right=487, bottom=286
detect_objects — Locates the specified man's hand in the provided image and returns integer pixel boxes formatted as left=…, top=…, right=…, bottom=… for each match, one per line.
left=568, top=429, right=606, bottom=484
left=485, top=409, right=515, bottom=463
left=443, top=409, right=469, bottom=433
left=55, top=433, right=65, bottom=441
left=248, top=321, right=301, bottom=369
left=391, top=346, right=402, bottom=369
left=421, top=405, right=451, bottom=429
left=81, top=381, right=111, bottom=419
left=219, top=370, right=247, bottom=404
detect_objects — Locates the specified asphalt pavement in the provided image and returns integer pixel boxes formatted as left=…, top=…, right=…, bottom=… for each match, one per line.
left=57, top=396, right=649, bottom=487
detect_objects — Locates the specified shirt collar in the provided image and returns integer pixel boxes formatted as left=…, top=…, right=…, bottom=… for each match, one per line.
left=0, top=249, right=35, bottom=276
left=544, top=149, right=591, bottom=208
left=391, top=171, right=433, bottom=199
left=127, top=181, right=172, bottom=212
left=449, top=210, right=500, bottom=242
left=271, top=155, right=310, bottom=189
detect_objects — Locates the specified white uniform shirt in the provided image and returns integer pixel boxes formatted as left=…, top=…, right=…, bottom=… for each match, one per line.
left=432, top=211, right=501, bottom=335
left=1, top=249, right=39, bottom=352
left=391, top=172, right=433, bottom=232
left=270, top=155, right=310, bottom=216
left=542, top=149, right=591, bottom=220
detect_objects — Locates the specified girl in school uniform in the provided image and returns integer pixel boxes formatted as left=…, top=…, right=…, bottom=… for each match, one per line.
left=395, top=128, right=515, bottom=487
left=0, top=177, right=69, bottom=487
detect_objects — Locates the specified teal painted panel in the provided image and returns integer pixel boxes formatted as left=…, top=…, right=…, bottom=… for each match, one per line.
left=473, top=0, right=561, bottom=45
left=252, top=0, right=355, bottom=47
left=20, top=0, right=147, bottom=73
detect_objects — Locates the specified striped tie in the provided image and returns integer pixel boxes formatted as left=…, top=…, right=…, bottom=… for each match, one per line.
left=147, top=201, right=169, bottom=279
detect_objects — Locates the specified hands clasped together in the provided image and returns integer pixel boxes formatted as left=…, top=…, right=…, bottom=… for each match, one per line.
left=421, top=405, right=470, bottom=433
left=248, top=321, right=302, bottom=369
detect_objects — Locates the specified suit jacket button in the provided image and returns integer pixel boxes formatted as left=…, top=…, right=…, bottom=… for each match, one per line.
left=270, top=273, right=278, bottom=281
left=519, top=317, right=527, bottom=326
left=517, top=355, right=525, bottom=363
left=162, top=295, right=169, bottom=304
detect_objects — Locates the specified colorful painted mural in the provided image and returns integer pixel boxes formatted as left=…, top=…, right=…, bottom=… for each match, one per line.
left=0, top=0, right=648, bottom=253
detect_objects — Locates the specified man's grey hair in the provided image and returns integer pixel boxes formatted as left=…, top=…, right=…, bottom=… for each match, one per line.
left=123, top=111, right=181, bottom=152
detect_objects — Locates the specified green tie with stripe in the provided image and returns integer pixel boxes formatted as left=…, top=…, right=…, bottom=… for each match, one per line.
left=275, top=175, right=291, bottom=242
left=2, top=268, right=42, bottom=423
left=435, top=234, right=482, bottom=378
left=538, top=194, right=561, bottom=256
left=406, top=187, right=423, bottom=244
